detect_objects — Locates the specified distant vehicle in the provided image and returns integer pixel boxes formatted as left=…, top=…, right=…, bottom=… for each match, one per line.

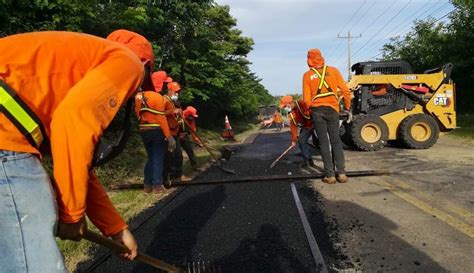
left=258, top=105, right=277, bottom=128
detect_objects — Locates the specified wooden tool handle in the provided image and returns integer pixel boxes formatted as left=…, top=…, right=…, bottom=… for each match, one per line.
left=83, top=230, right=183, bottom=273
left=270, top=144, right=295, bottom=168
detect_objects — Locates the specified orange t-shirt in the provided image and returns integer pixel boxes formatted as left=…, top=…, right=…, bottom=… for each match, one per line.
left=273, top=112, right=283, bottom=123
left=0, top=31, right=144, bottom=236
left=135, top=91, right=170, bottom=138
left=302, top=65, right=351, bottom=112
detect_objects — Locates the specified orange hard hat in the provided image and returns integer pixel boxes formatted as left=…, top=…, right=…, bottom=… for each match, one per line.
left=151, top=71, right=172, bottom=91
left=107, top=29, right=154, bottom=67
left=307, top=48, right=325, bottom=68
left=279, top=95, right=294, bottom=108
left=167, top=82, right=181, bottom=92
left=183, top=106, right=198, bottom=118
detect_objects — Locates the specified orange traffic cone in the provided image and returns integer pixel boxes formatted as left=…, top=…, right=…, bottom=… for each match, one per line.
left=221, top=115, right=235, bottom=141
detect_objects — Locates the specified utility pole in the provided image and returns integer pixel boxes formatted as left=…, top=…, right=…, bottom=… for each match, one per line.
left=338, top=31, right=361, bottom=80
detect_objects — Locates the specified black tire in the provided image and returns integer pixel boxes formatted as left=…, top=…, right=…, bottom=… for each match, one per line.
left=349, top=114, right=389, bottom=151
left=340, top=123, right=354, bottom=147
left=398, top=114, right=439, bottom=149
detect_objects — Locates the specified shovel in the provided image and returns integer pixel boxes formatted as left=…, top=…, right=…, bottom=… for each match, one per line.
left=180, top=138, right=232, bottom=161
left=270, top=144, right=295, bottom=168
left=182, top=118, right=236, bottom=174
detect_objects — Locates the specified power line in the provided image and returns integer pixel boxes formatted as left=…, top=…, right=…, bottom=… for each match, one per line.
left=358, top=2, right=453, bottom=61
left=337, top=31, right=362, bottom=79
left=352, top=0, right=413, bottom=58
left=354, top=1, right=448, bottom=61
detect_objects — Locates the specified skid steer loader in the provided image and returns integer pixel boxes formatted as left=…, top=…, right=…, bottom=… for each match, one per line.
left=342, top=60, right=456, bottom=151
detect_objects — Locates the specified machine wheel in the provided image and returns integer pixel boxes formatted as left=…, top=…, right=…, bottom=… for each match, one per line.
left=349, top=115, right=389, bottom=151
left=398, top=114, right=439, bottom=149
left=340, top=123, right=354, bottom=147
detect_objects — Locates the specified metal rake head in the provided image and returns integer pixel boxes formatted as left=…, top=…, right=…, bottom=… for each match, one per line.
left=186, top=261, right=221, bottom=273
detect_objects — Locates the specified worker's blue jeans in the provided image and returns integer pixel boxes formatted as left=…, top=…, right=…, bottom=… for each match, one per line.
left=140, top=128, right=167, bottom=187
left=298, top=127, right=313, bottom=161
left=0, top=150, right=66, bottom=273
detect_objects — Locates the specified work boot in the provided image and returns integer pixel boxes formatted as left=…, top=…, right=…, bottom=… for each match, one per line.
left=336, top=174, right=349, bottom=183
left=143, top=185, right=152, bottom=194
left=322, top=176, right=337, bottom=184
left=153, top=185, right=167, bottom=194
left=176, top=175, right=192, bottom=183
left=308, top=159, right=316, bottom=167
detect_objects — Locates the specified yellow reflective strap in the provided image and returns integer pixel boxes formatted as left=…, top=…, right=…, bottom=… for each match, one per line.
left=0, top=86, right=43, bottom=147
left=295, top=102, right=310, bottom=119
left=289, top=112, right=297, bottom=125
left=139, top=107, right=166, bottom=115
left=139, top=123, right=161, bottom=127
left=312, top=92, right=337, bottom=101
left=311, top=65, right=329, bottom=89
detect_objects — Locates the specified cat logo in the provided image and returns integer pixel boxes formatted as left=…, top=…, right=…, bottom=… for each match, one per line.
left=433, top=94, right=451, bottom=107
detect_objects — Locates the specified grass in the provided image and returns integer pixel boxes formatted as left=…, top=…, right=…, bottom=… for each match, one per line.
left=58, top=121, right=259, bottom=272
left=446, top=113, right=474, bottom=140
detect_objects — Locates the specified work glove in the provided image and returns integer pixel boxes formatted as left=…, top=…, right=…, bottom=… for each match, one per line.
left=343, top=110, right=353, bottom=123
left=57, top=217, right=87, bottom=242
left=291, top=140, right=297, bottom=147
left=167, top=136, right=176, bottom=152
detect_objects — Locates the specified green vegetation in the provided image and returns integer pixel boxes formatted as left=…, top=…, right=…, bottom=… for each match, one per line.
left=381, top=0, right=474, bottom=113
left=448, top=114, right=474, bottom=140
left=0, top=0, right=274, bottom=126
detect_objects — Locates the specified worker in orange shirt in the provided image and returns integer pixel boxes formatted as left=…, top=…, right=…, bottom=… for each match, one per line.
left=135, top=72, right=176, bottom=194
left=303, top=49, right=351, bottom=184
left=0, top=30, right=153, bottom=272
left=273, top=110, right=283, bottom=131
left=281, top=96, right=315, bottom=167
left=162, top=81, right=191, bottom=182
left=180, top=106, right=203, bottom=171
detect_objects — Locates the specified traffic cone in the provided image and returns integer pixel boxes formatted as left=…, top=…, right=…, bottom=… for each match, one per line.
left=221, top=115, right=235, bottom=141
left=224, top=115, right=232, bottom=130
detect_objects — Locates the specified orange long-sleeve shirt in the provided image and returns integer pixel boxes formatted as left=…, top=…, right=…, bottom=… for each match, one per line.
left=302, top=65, right=351, bottom=112
left=289, top=101, right=312, bottom=141
left=135, top=91, right=170, bottom=138
left=273, top=112, right=283, bottom=123
left=164, top=95, right=180, bottom=136
left=0, top=32, right=144, bottom=236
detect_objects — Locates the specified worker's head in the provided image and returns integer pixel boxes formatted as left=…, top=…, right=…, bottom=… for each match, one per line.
left=167, top=82, right=181, bottom=100
left=279, top=95, right=294, bottom=109
left=151, top=71, right=173, bottom=92
left=183, top=106, right=198, bottom=120
left=107, top=29, right=155, bottom=91
left=307, top=48, right=325, bottom=68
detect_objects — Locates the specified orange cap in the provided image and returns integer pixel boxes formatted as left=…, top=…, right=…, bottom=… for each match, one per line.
left=307, top=48, right=325, bottom=68
left=151, top=71, right=172, bottom=91
left=167, top=82, right=181, bottom=92
left=279, top=95, right=293, bottom=108
left=107, top=29, right=154, bottom=67
left=183, top=106, right=198, bottom=118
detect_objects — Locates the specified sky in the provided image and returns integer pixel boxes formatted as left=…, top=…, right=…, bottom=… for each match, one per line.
left=215, top=0, right=455, bottom=96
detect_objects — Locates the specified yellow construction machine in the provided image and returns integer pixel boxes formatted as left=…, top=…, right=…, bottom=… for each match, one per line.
left=342, top=60, right=456, bottom=151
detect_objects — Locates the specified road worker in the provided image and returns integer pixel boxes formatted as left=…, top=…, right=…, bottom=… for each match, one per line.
left=0, top=29, right=154, bottom=272
left=180, top=106, right=203, bottom=171
left=163, top=81, right=191, bottom=182
left=136, top=71, right=176, bottom=194
left=273, top=110, right=283, bottom=131
left=281, top=96, right=315, bottom=167
left=303, top=49, right=351, bottom=184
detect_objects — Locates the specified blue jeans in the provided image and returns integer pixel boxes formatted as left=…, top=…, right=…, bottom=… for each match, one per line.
left=140, top=128, right=167, bottom=186
left=0, top=150, right=66, bottom=273
left=298, top=127, right=313, bottom=161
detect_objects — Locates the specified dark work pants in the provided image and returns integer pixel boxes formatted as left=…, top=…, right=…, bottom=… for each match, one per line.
left=180, top=136, right=197, bottom=167
left=163, top=135, right=183, bottom=180
left=311, top=106, right=345, bottom=177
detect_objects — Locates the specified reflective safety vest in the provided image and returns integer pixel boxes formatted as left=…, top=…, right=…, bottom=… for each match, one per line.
left=295, top=100, right=310, bottom=120
left=137, top=92, right=166, bottom=128
left=0, top=80, right=45, bottom=149
left=311, top=64, right=338, bottom=102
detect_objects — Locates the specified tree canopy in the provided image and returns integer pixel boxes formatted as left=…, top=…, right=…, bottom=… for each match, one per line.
left=0, top=0, right=274, bottom=127
left=381, top=0, right=473, bottom=112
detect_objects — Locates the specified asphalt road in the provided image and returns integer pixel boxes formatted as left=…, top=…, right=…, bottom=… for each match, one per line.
left=79, top=131, right=332, bottom=273
left=78, top=129, right=474, bottom=273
